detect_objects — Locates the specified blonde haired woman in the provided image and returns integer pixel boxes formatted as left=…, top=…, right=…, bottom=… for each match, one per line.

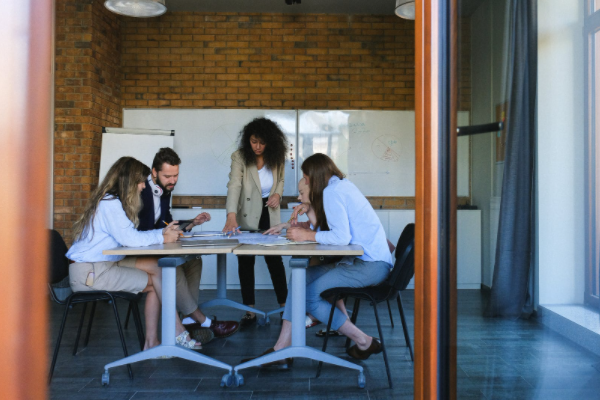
left=67, top=157, right=201, bottom=350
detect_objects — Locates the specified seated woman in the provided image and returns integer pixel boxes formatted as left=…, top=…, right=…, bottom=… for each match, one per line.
left=67, top=156, right=202, bottom=350
left=253, top=153, right=393, bottom=365
left=265, top=178, right=349, bottom=331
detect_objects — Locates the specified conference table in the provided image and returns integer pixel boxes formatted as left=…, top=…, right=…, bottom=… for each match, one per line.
left=232, top=243, right=367, bottom=388
left=101, top=241, right=366, bottom=388
left=101, top=241, right=242, bottom=387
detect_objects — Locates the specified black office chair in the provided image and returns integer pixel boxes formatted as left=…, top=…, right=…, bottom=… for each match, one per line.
left=316, top=223, right=415, bottom=389
left=48, top=230, right=145, bottom=383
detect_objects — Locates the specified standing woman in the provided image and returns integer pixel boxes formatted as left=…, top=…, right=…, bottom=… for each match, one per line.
left=67, top=157, right=202, bottom=350
left=223, top=118, right=288, bottom=325
left=247, top=153, right=393, bottom=365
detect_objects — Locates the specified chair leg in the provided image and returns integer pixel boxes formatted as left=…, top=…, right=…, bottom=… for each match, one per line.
left=124, top=303, right=132, bottom=330
left=372, top=295, right=393, bottom=389
left=83, top=301, right=97, bottom=348
left=72, top=303, right=88, bottom=356
left=397, top=292, right=414, bottom=361
left=131, top=301, right=145, bottom=351
left=345, top=297, right=361, bottom=349
left=49, top=298, right=74, bottom=384
left=108, top=294, right=133, bottom=380
left=316, top=294, right=339, bottom=378
left=387, top=298, right=395, bottom=328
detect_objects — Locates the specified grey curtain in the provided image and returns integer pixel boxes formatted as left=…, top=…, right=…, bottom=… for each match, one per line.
left=485, top=0, right=537, bottom=318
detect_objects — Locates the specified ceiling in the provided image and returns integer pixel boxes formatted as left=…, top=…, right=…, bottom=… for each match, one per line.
left=165, top=0, right=485, bottom=17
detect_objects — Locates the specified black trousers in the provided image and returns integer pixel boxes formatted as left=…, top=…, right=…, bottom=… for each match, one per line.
left=237, top=197, right=288, bottom=306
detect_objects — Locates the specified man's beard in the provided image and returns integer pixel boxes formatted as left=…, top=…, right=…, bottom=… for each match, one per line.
left=157, top=177, right=175, bottom=193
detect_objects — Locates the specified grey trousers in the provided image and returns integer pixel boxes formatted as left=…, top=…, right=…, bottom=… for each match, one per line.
left=176, top=257, right=203, bottom=316
left=282, top=258, right=391, bottom=330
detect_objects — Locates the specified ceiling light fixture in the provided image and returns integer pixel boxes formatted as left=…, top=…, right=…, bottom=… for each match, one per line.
left=104, top=0, right=167, bottom=18
left=395, top=0, right=415, bottom=20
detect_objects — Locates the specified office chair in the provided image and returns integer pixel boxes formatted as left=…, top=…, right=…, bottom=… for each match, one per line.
left=48, top=230, right=145, bottom=383
left=316, top=223, right=415, bottom=388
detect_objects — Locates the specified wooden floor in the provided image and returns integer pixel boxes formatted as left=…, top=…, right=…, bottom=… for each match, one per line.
left=48, top=290, right=600, bottom=399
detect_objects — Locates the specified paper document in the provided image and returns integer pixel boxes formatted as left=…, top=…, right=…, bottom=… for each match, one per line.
left=181, top=239, right=239, bottom=247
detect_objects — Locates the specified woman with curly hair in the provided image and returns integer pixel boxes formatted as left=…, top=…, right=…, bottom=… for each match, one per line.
left=222, top=117, right=289, bottom=326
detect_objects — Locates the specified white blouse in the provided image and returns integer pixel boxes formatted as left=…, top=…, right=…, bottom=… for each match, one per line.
left=257, top=166, right=273, bottom=198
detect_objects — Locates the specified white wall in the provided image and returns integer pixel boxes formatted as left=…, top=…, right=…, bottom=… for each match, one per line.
left=469, top=0, right=509, bottom=287
left=537, top=0, right=585, bottom=304
left=172, top=209, right=481, bottom=290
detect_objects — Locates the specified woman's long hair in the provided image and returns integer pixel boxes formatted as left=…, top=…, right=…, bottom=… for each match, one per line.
left=237, top=118, right=287, bottom=169
left=301, top=153, right=345, bottom=232
left=72, top=157, right=150, bottom=241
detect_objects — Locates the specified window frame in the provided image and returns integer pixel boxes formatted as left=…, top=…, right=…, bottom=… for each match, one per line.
left=584, top=1, right=600, bottom=308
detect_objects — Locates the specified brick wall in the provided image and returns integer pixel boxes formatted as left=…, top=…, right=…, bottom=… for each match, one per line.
left=53, top=8, right=472, bottom=240
left=119, top=13, right=470, bottom=111
left=54, top=0, right=121, bottom=242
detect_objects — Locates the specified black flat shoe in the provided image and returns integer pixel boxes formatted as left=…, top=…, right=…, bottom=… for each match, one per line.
left=346, top=338, right=383, bottom=360
left=240, top=313, right=257, bottom=327
left=241, top=347, right=293, bottom=370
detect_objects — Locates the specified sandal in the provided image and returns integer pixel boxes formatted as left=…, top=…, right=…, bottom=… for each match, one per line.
left=315, top=328, right=341, bottom=337
left=176, top=330, right=202, bottom=350
left=305, top=315, right=319, bottom=329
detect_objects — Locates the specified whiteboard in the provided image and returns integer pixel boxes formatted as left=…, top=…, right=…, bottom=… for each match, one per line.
left=99, top=133, right=174, bottom=183
left=298, top=110, right=470, bottom=196
left=123, top=109, right=298, bottom=196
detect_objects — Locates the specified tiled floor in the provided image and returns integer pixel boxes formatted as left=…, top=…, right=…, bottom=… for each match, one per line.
left=48, top=290, right=600, bottom=399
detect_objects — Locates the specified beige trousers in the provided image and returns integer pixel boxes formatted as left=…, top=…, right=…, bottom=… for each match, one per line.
left=176, top=256, right=203, bottom=316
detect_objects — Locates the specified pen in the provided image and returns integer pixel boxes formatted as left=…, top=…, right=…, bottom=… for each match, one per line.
left=226, top=226, right=241, bottom=237
left=164, top=220, right=183, bottom=236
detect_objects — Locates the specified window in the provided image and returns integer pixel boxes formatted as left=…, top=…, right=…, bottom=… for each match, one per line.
left=585, top=3, right=600, bottom=307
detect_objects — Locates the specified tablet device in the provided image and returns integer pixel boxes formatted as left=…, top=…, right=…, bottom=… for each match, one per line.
left=175, top=220, right=194, bottom=231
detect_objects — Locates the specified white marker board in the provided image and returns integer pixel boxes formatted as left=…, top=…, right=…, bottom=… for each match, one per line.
left=99, top=133, right=174, bottom=183
left=123, top=109, right=297, bottom=196
left=119, top=109, right=470, bottom=197
left=298, top=110, right=470, bottom=196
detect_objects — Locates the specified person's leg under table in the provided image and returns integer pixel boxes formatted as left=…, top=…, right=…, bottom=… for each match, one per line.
left=102, top=256, right=237, bottom=387
left=234, top=256, right=364, bottom=384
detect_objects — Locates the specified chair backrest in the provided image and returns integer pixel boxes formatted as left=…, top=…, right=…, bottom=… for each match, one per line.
left=386, top=223, right=415, bottom=291
left=49, top=229, right=70, bottom=284
left=49, top=230, right=73, bottom=303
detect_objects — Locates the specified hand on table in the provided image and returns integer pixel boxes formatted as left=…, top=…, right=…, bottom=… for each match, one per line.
left=162, top=221, right=180, bottom=243
left=265, top=193, right=281, bottom=208
left=286, top=227, right=315, bottom=242
left=263, top=223, right=289, bottom=235
left=222, top=214, right=241, bottom=236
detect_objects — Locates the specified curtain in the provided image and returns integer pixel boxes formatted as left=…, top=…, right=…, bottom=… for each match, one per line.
left=485, top=0, right=537, bottom=318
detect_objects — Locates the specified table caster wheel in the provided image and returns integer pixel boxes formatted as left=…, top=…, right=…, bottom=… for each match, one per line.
left=358, top=372, right=366, bottom=389
left=101, top=371, right=110, bottom=386
left=220, top=373, right=234, bottom=388
left=233, top=372, right=244, bottom=386
left=257, top=317, right=267, bottom=326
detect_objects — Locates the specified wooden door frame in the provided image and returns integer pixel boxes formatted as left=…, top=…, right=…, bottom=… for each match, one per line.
left=0, top=1, right=53, bottom=398
left=414, top=0, right=458, bottom=398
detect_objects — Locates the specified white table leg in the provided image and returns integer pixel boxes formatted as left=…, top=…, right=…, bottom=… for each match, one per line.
left=199, top=254, right=266, bottom=317
left=103, top=256, right=240, bottom=388
left=233, top=256, right=364, bottom=387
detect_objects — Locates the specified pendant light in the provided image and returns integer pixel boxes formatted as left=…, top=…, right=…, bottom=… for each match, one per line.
left=395, top=0, right=415, bottom=20
left=104, top=0, right=167, bottom=18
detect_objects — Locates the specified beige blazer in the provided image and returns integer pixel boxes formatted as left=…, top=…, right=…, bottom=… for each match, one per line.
left=225, top=150, right=285, bottom=230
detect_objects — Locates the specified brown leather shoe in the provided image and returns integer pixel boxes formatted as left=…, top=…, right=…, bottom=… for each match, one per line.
left=346, top=338, right=383, bottom=360
left=241, top=347, right=293, bottom=370
left=209, top=319, right=240, bottom=338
